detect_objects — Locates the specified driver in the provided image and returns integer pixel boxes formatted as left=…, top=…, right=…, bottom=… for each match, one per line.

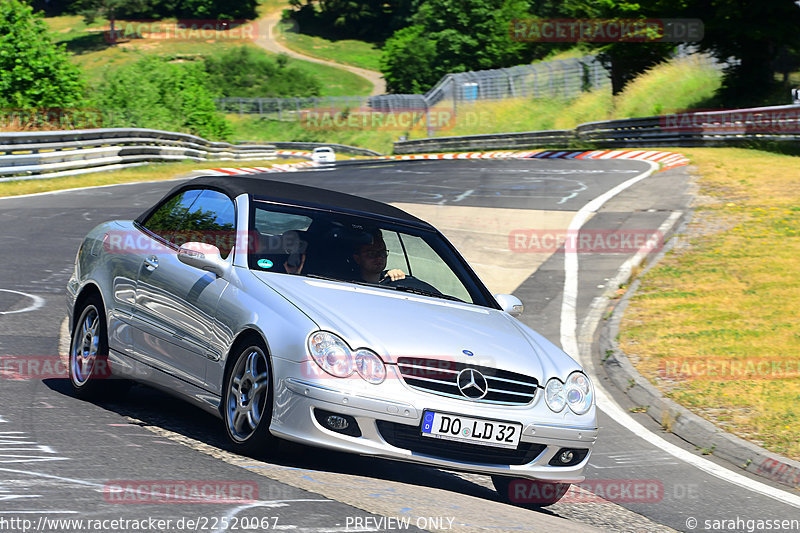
left=351, top=230, right=406, bottom=284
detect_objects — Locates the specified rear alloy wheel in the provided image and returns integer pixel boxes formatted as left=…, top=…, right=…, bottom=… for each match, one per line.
left=223, top=340, right=276, bottom=455
left=491, top=475, right=571, bottom=507
left=69, top=296, right=111, bottom=398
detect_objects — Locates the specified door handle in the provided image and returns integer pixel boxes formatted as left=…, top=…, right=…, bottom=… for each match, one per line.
left=144, top=255, right=159, bottom=271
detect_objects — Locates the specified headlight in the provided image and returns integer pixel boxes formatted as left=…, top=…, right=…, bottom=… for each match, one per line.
left=307, top=331, right=354, bottom=378
left=545, top=378, right=566, bottom=412
left=565, top=372, right=593, bottom=415
left=354, top=349, right=386, bottom=384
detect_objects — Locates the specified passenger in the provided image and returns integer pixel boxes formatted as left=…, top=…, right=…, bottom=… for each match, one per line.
left=281, top=230, right=306, bottom=274
left=351, top=231, right=406, bottom=283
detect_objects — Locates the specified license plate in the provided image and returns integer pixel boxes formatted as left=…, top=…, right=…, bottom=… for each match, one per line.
left=420, top=411, right=522, bottom=449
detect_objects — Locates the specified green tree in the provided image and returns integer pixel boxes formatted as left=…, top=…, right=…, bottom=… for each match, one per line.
left=576, top=0, right=800, bottom=102
left=381, top=0, right=534, bottom=93
left=72, top=0, right=149, bottom=42
left=288, top=0, right=418, bottom=41
left=380, top=25, right=438, bottom=93
left=0, top=0, right=85, bottom=109
left=69, top=0, right=258, bottom=21
left=684, top=0, right=800, bottom=104
left=562, top=0, right=676, bottom=95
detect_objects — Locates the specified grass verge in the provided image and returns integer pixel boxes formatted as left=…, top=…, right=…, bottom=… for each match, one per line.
left=227, top=114, right=397, bottom=154
left=618, top=147, right=800, bottom=459
left=275, top=20, right=382, bottom=72
left=0, top=159, right=300, bottom=198
left=46, top=16, right=371, bottom=96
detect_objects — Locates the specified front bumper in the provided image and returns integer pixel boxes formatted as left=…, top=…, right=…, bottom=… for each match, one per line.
left=270, top=358, right=598, bottom=483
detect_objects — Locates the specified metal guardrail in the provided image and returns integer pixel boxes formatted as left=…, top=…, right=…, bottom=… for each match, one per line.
left=393, top=130, right=574, bottom=154
left=394, top=104, right=800, bottom=154
left=0, top=128, right=386, bottom=182
left=237, top=141, right=381, bottom=157
left=0, top=128, right=280, bottom=182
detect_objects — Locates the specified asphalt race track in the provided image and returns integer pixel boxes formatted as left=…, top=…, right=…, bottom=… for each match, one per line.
left=1, top=159, right=798, bottom=532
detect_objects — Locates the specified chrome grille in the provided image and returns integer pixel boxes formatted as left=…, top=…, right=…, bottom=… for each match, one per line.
left=395, top=357, right=538, bottom=405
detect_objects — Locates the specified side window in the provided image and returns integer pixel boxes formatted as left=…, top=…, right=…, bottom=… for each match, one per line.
left=174, top=190, right=236, bottom=259
left=142, top=189, right=202, bottom=243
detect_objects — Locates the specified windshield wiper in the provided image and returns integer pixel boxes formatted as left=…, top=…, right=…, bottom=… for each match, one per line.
left=305, top=274, right=463, bottom=302
left=305, top=274, right=381, bottom=289
left=389, top=286, right=463, bottom=302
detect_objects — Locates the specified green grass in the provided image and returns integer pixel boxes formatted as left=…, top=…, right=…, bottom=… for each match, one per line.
left=283, top=55, right=372, bottom=96
left=614, top=55, right=723, bottom=117
left=275, top=21, right=383, bottom=72
left=45, top=15, right=372, bottom=96
left=619, top=148, right=800, bottom=459
left=258, top=0, right=290, bottom=16
left=227, top=114, right=396, bottom=154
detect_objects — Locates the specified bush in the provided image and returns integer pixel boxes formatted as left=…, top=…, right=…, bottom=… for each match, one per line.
left=93, top=56, right=231, bottom=140
left=0, top=0, right=85, bottom=109
left=203, top=47, right=322, bottom=98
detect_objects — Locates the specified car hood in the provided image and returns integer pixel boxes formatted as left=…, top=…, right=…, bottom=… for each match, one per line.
left=252, top=272, right=580, bottom=379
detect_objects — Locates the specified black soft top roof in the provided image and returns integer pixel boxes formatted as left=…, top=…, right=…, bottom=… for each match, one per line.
left=137, top=175, right=433, bottom=229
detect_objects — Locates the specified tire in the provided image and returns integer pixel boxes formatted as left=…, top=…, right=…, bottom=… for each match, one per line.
left=222, top=338, right=276, bottom=456
left=491, top=475, right=570, bottom=507
left=69, top=295, right=113, bottom=399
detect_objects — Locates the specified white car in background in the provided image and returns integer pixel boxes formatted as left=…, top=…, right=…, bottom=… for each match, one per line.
left=311, top=146, right=336, bottom=163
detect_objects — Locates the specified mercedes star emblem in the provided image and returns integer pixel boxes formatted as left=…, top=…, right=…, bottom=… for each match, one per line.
left=456, top=368, right=488, bottom=399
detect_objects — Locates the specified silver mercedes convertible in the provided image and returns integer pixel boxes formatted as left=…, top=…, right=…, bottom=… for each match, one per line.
left=66, top=176, right=597, bottom=504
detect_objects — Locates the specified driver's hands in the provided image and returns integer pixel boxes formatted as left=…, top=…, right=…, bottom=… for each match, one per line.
left=382, top=269, right=406, bottom=282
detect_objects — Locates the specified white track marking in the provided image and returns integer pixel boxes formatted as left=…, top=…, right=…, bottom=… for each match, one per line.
left=559, top=161, right=800, bottom=509
left=0, top=289, right=45, bottom=315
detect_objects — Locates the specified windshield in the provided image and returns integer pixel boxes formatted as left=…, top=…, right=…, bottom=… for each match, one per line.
left=247, top=199, right=493, bottom=307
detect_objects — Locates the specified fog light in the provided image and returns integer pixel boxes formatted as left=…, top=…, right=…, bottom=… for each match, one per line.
left=326, top=415, right=349, bottom=430
left=548, top=447, right=589, bottom=466
left=313, top=409, right=361, bottom=437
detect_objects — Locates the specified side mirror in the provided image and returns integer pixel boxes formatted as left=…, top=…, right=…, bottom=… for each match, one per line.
left=495, top=294, right=524, bottom=317
left=178, top=242, right=230, bottom=278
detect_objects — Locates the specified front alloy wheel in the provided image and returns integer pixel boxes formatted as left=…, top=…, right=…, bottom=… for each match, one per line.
left=224, top=340, right=275, bottom=455
left=69, top=296, right=109, bottom=398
